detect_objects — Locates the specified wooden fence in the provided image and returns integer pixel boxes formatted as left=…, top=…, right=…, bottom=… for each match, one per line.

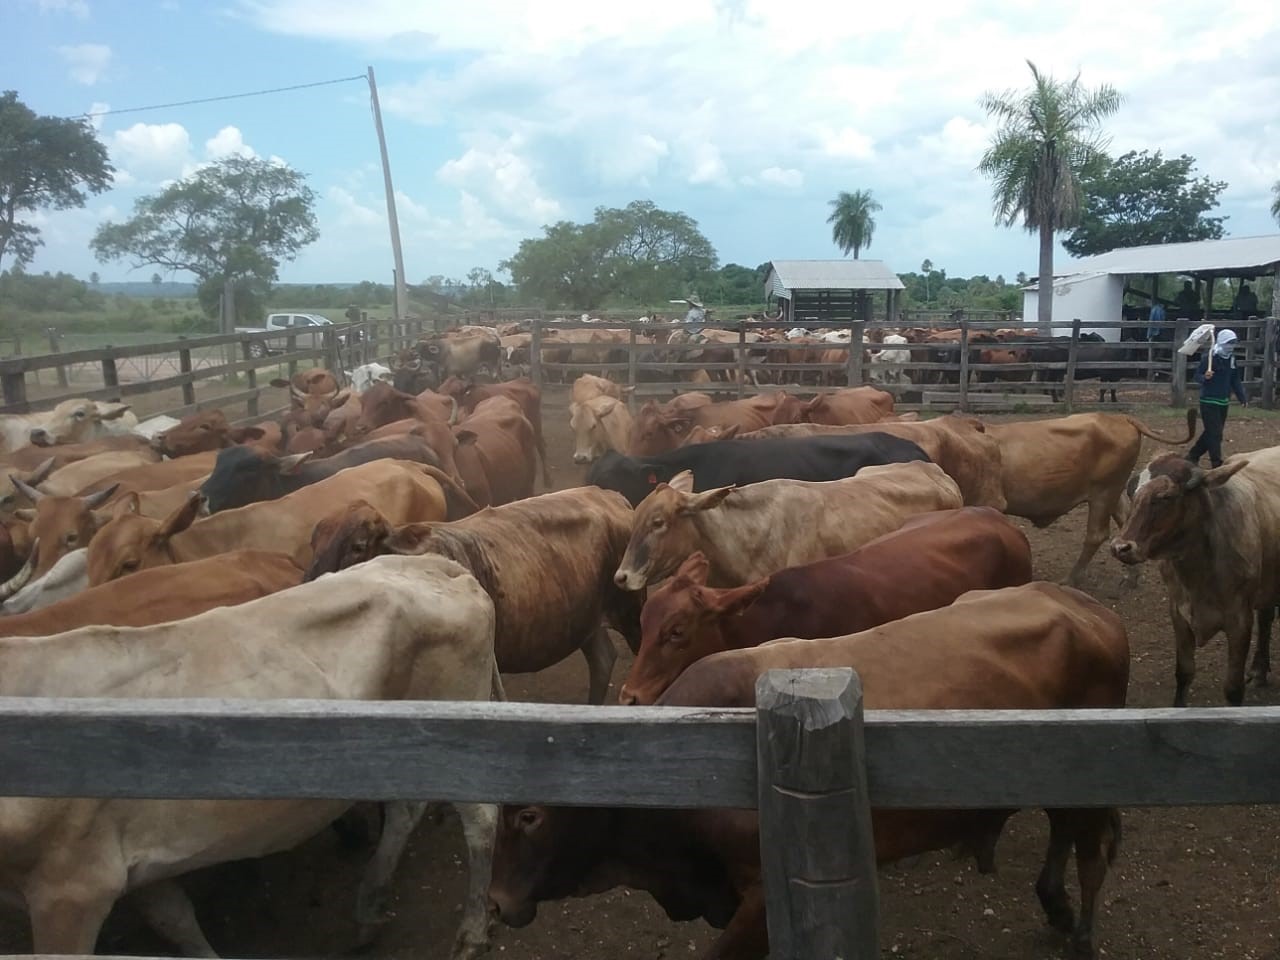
left=525, top=315, right=1279, bottom=412
left=2, top=668, right=1278, bottom=959
left=0, top=318, right=434, bottom=423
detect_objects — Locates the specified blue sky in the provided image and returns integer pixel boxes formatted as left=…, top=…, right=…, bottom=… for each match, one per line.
left=11, top=0, right=1280, bottom=289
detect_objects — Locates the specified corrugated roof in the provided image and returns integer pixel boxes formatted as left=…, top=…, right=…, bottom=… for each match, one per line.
left=1059, top=235, right=1280, bottom=279
left=766, top=259, right=905, bottom=297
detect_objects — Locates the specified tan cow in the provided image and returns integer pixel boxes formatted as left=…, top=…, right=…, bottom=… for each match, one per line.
left=86, top=459, right=451, bottom=584
left=1, top=399, right=138, bottom=450
left=2, top=478, right=118, bottom=586
left=801, top=386, right=896, bottom=425
left=987, top=410, right=1196, bottom=585
left=627, top=392, right=805, bottom=456
left=0, top=554, right=499, bottom=960
left=570, top=395, right=634, bottom=464
left=613, top=460, right=963, bottom=590
left=571, top=373, right=624, bottom=407
left=76, top=450, right=219, bottom=500
left=36, top=450, right=157, bottom=498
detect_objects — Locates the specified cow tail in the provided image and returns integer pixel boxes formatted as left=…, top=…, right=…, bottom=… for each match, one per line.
left=419, top=464, right=481, bottom=518
left=1126, top=408, right=1196, bottom=445
left=1105, top=808, right=1122, bottom=865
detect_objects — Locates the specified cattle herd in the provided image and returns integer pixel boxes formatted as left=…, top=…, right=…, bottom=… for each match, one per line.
left=0, top=325, right=1275, bottom=960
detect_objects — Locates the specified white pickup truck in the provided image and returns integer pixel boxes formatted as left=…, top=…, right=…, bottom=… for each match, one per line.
left=235, top=313, right=336, bottom=358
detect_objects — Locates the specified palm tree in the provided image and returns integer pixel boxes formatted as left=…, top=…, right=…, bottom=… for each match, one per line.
left=827, top=190, right=882, bottom=259
left=921, top=258, right=933, bottom=301
left=978, top=61, right=1122, bottom=328
left=1271, top=180, right=1280, bottom=226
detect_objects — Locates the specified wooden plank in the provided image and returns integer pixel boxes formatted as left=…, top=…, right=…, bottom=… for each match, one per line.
left=1264, top=316, right=1276, bottom=410
left=737, top=323, right=747, bottom=399
left=100, top=351, right=120, bottom=403
left=957, top=320, right=970, bottom=412
left=177, top=343, right=196, bottom=406
left=0, top=698, right=1278, bottom=807
left=1064, top=317, right=1081, bottom=412
left=530, top=320, right=543, bottom=388
left=241, top=340, right=259, bottom=418
left=0, top=371, right=28, bottom=413
left=757, top=668, right=878, bottom=960
left=155, top=388, right=265, bottom=422
left=628, top=324, right=638, bottom=408
left=47, top=329, right=68, bottom=389
left=849, top=322, right=864, bottom=386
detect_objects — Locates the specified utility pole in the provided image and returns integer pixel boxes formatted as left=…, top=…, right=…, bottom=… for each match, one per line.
left=367, top=66, right=408, bottom=323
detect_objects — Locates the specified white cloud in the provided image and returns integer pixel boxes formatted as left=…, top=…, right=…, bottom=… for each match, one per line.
left=85, top=101, right=109, bottom=132
left=110, top=122, right=193, bottom=183
left=57, top=43, right=111, bottom=85
left=34, top=0, right=89, bottom=16
left=328, top=186, right=383, bottom=228
left=205, top=126, right=257, bottom=160
left=437, top=135, right=562, bottom=224
left=758, top=167, right=804, bottom=189
left=818, top=127, right=876, bottom=162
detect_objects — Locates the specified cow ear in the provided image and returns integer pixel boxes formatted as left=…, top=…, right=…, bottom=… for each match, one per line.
left=98, top=402, right=132, bottom=421
left=230, top=426, right=265, bottom=444
left=673, top=551, right=710, bottom=585
left=158, top=493, right=203, bottom=540
left=276, top=451, right=313, bottom=475
left=668, top=470, right=695, bottom=494
left=113, top=492, right=141, bottom=518
left=455, top=429, right=479, bottom=446
left=384, top=522, right=435, bottom=555
left=1200, top=459, right=1249, bottom=489
left=706, top=578, right=770, bottom=617
left=681, top=485, right=734, bottom=514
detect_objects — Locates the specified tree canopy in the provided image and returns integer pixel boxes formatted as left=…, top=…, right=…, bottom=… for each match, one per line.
left=978, top=61, right=1121, bottom=326
left=0, top=91, right=113, bottom=269
left=1272, top=180, right=1280, bottom=227
left=827, top=190, right=881, bottom=259
left=1062, top=150, right=1227, bottom=256
left=502, top=200, right=718, bottom=309
left=91, top=155, right=318, bottom=320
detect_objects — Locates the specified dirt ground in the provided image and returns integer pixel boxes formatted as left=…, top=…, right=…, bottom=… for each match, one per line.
left=2, top=388, right=1279, bottom=960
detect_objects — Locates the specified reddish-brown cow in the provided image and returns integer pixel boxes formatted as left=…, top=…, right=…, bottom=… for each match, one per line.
left=438, top=377, right=551, bottom=488
left=151, top=409, right=281, bottom=458
left=627, top=392, right=804, bottom=456
left=800, top=385, right=896, bottom=425
left=453, top=397, right=537, bottom=507
left=353, top=382, right=462, bottom=484
left=2, top=477, right=118, bottom=588
left=619, top=506, right=1031, bottom=704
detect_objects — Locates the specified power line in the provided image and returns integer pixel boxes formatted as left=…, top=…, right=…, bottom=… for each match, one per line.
left=69, top=74, right=367, bottom=120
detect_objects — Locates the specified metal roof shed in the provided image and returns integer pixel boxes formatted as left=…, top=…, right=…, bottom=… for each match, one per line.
left=765, top=260, right=905, bottom=325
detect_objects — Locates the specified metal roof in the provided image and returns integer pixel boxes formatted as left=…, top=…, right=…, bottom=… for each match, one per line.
left=766, top=260, right=905, bottom=298
left=1058, top=235, right=1280, bottom=280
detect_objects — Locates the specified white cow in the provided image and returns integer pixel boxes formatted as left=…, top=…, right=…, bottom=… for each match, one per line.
left=351, top=362, right=395, bottom=393
left=1, top=548, right=87, bottom=615
left=869, top=333, right=912, bottom=385
left=0, top=554, right=500, bottom=959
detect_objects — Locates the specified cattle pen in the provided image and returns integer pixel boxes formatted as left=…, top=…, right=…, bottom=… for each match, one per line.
left=1, top=668, right=1277, bottom=959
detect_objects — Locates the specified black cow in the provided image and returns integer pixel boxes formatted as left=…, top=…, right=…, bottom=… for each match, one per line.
left=199, top=435, right=445, bottom=513
left=1024, top=334, right=1142, bottom=403
left=586, top=432, right=932, bottom=507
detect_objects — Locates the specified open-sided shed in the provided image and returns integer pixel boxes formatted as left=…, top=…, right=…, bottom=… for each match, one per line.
left=765, top=260, right=905, bottom=326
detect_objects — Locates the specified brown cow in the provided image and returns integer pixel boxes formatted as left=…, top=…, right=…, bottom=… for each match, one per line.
left=453, top=397, right=537, bottom=507
left=152, top=409, right=282, bottom=458
left=304, top=487, right=642, bottom=704
left=571, top=373, right=624, bottom=407
left=85, top=459, right=450, bottom=585
left=801, top=386, right=896, bottom=425
left=438, top=377, right=551, bottom=488
left=490, top=582, right=1128, bottom=960
left=1111, top=448, right=1280, bottom=705
left=627, top=392, right=804, bottom=457
left=37, top=450, right=157, bottom=498
left=570, top=395, right=634, bottom=465
left=271, top=367, right=340, bottom=409
left=619, top=506, right=1032, bottom=704
left=740, top=415, right=1004, bottom=509
left=1, top=434, right=157, bottom=473
left=0, top=550, right=302, bottom=637
left=353, top=382, right=462, bottom=485
left=76, top=451, right=219, bottom=501
left=613, top=461, right=963, bottom=591
left=2, top=477, right=118, bottom=584
left=987, top=410, right=1197, bottom=585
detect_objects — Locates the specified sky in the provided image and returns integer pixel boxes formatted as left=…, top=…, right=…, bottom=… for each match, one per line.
left=9, top=0, right=1280, bottom=290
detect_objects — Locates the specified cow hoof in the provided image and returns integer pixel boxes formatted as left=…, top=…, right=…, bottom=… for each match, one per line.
left=450, top=930, right=492, bottom=960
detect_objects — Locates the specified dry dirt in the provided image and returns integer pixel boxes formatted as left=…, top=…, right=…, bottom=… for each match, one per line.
left=2, top=389, right=1278, bottom=960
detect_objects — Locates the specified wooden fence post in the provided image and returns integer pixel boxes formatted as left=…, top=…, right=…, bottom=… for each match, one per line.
left=530, top=320, right=543, bottom=389
left=738, top=322, right=747, bottom=399
left=958, top=320, right=970, bottom=412
left=241, top=339, right=259, bottom=418
left=323, top=329, right=340, bottom=377
left=628, top=323, right=638, bottom=409
left=286, top=333, right=298, bottom=379
left=178, top=338, right=196, bottom=406
left=1172, top=316, right=1189, bottom=408
left=1263, top=316, right=1275, bottom=410
left=1, top=369, right=28, bottom=412
left=1064, top=318, right=1081, bottom=412
left=100, top=350, right=120, bottom=402
left=848, top=322, right=864, bottom=388
left=47, top=328, right=68, bottom=389
left=756, top=668, right=878, bottom=960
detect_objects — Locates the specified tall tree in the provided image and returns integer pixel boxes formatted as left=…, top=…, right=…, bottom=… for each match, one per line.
left=1272, top=180, right=1280, bottom=226
left=92, top=156, right=318, bottom=320
left=88, top=271, right=99, bottom=285
left=978, top=61, right=1122, bottom=327
left=920, top=258, right=933, bottom=301
left=1062, top=150, right=1227, bottom=256
left=826, top=189, right=881, bottom=259
left=0, top=91, right=113, bottom=269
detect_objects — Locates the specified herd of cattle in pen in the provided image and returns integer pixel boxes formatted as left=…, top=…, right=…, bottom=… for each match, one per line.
left=0, top=319, right=1277, bottom=960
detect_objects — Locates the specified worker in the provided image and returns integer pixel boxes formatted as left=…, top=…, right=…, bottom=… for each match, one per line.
left=1173, top=280, right=1200, bottom=319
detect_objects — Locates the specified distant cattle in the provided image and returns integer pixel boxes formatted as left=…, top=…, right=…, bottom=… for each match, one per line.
left=1112, top=448, right=1280, bottom=705
left=613, top=460, right=963, bottom=591
left=589, top=432, right=932, bottom=507
left=490, top=581, right=1128, bottom=960
left=627, top=392, right=805, bottom=457
left=620, top=506, right=1032, bottom=704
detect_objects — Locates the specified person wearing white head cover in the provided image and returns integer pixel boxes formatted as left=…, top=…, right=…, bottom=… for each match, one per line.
left=1187, top=329, right=1247, bottom=469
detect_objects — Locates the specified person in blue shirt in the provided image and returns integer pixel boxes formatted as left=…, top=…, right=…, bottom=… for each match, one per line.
left=1146, top=300, right=1166, bottom=341
left=1187, top=329, right=1247, bottom=468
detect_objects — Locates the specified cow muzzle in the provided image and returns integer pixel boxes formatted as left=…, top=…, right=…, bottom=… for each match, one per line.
left=1110, top=538, right=1145, bottom=565
left=613, top=567, right=646, bottom=591
left=572, top=450, right=593, bottom=465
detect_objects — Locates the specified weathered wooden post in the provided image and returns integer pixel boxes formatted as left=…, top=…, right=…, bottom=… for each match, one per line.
left=178, top=338, right=196, bottom=407
left=1263, top=316, right=1276, bottom=410
left=241, top=339, right=259, bottom=418
left=0, top=364, right=28, bottom=412
left=848, top=322, right=865, bottom=389
left=100, top=349, right=120, bottom=403
left=737, top=321, right=748, bottom=399
left=1172, top=315, right=1189, bottom=408
left=530, top=319, right=543, bottom=389
left=957, top=319, right=970, bottom=412
left=628, top=323, right=639, bottom=409
left=286, top=333, right=298, bottom=379
left=1064, top=318, right=1081, bottom=412
left=322, top=328, right=340, bottom=376
left=47, top=328, right=68, bottom=389
left=756, top=668, right=878, bottom=960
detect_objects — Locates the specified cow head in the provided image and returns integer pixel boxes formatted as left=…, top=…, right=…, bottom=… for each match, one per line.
left=199, top=446, right=312, bottom=514
left=0, top=457, right=56, bottom=513
left=303, top=500, right=394, bottom=581
left=30, top=400, right=133, bottom=446
left=85, top=492, right=204, bottom=585
left=619, top=552, right=768, bottom=705
left=627, top=402, right=691, bottom=456
left=488, top=804, right=613, bottom=930
left=151, top=409, right=232, bottom=458
left=6, top=475, right=118, bottom=580
left=571, top=397, right=629, bottom=464
left=1111, top=454, right=1249, bottom=565
left=270, top=369, right=340, bottom=411
left=613, top=471, right=735, bottom=591
left=350, top=363, right=394, bottom=393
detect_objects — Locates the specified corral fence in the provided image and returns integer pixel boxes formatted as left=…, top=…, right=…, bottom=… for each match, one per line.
left=521, top=315, right=1279, bottom=412
left=0, top=318, right=436, bottom=422
left=3, top=667, right=1278, bottom=959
